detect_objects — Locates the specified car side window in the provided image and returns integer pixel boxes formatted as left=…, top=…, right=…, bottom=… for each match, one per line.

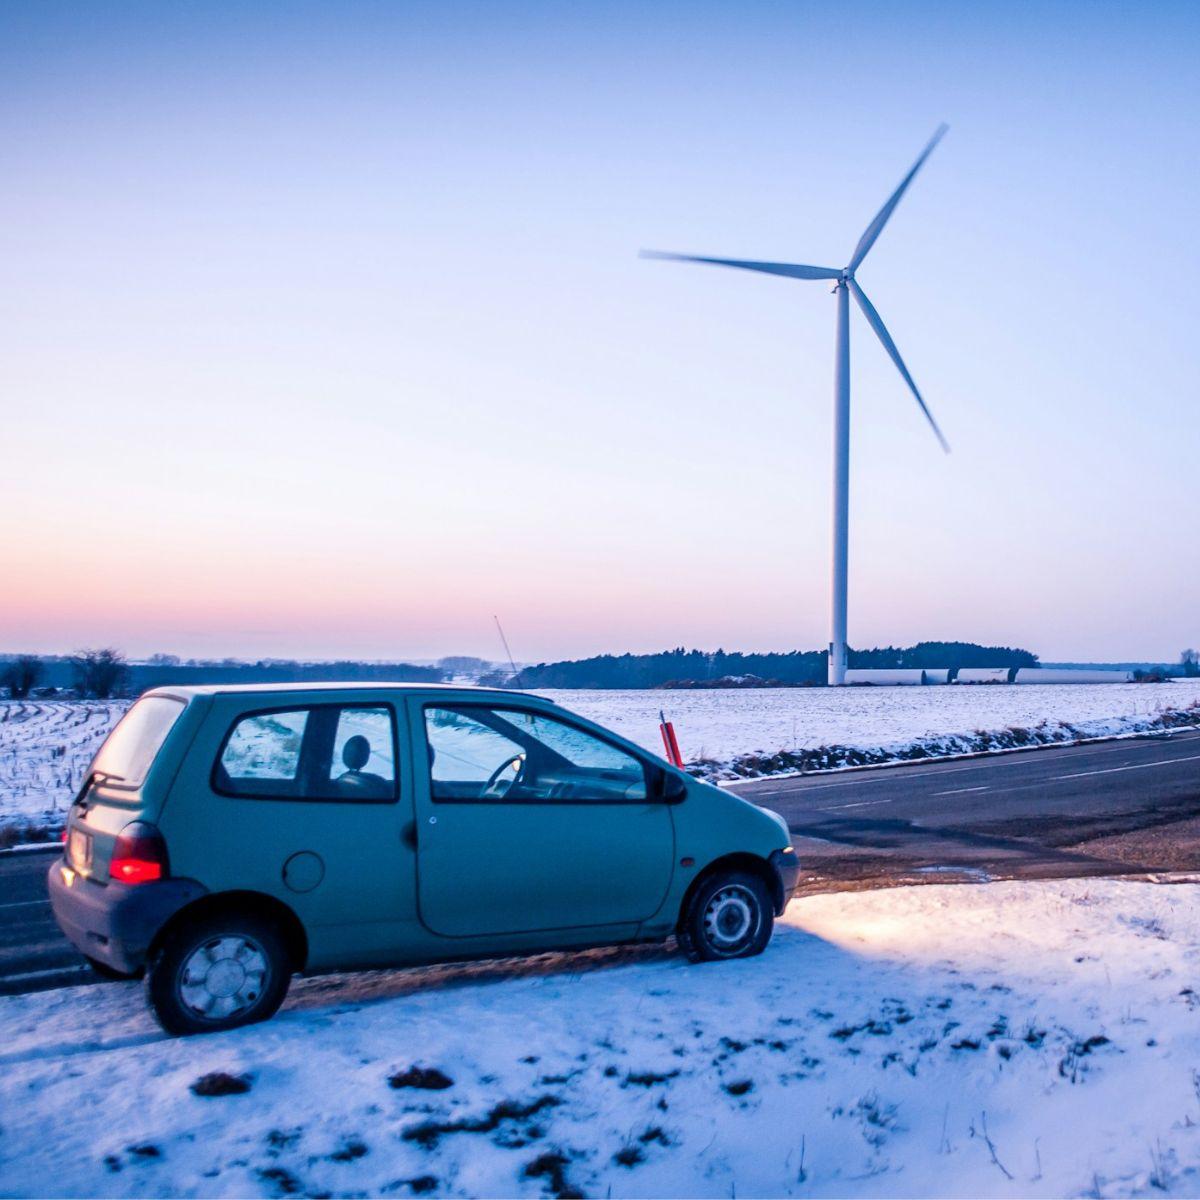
left=328, top=707, right=395, bottom=799
left=215, top=705, right=397, bottom=802
left=424, top=705, right=648, bottom=803
left=220, top=711, right=308, bottom=789
left=425, top=708, right=524, bottom=801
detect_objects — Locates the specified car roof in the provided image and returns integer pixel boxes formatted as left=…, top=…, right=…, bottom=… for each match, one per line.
left=143, top=681, right=555, bottom=704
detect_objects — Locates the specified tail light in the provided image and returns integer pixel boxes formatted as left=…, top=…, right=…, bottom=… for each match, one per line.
left=110, top=822, right=169, bottom=885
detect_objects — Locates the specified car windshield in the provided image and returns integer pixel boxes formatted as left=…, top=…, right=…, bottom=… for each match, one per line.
left=91, top=696, right=186, bottom=787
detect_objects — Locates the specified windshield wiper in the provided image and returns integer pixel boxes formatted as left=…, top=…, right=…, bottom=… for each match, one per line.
left=72, top=770, right=126, bottom=806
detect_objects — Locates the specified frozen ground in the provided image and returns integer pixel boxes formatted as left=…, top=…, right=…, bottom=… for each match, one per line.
left=551, top=681, right=1200, bottom=775
left=2, top=879, right=1200, bottom=1197
left=2, top=684, right=1199, bottom=827
left=0, top=700, right=128, bottom=830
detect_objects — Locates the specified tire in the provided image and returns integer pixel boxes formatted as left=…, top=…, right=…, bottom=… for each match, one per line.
left=85, top=955, right=138, bottom=982
left=145, top=912, right=293, bottom=1036
left=678, top=870, right=774, bottom=963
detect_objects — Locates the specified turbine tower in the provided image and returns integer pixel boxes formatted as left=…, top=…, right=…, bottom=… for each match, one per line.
left=643, top=126, right=950, bottom=686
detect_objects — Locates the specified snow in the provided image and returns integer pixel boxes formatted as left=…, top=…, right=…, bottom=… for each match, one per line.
left=0, top=701, right=127, bottom=829
left=555, top=681, right=1200, bottom=767
left=3, top=684, right=1199, bottom=827
left=3, top=879, right=1200, bottom=1196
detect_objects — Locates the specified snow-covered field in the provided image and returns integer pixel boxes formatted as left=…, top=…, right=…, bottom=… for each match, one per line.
left=2, top=684, right=1199, bottom=828
left=551, top=681, right=1200, bottom=772
left=2, top=879, right=1199, bottom=1197
left=0, top=700, right=128, bottom=830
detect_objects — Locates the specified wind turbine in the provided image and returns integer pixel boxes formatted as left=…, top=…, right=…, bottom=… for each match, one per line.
left=643, top=125, right=950, bottom=686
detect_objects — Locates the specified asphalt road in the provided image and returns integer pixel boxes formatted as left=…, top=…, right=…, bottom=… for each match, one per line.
left=0, top=849, right=94, bottom=995
left=3, top=728, right=1199, bottom=995
left=728, top=726, right=1200, bottom=889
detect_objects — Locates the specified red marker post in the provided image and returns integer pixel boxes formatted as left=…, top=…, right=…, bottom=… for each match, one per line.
left=659, top=710, right=685, bottom=769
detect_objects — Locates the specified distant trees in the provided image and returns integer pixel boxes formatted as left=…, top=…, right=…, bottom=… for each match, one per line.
left=477, top=670, right=517, bottom=688
left=1, top=655, right=44, bottom=698
left=437, top=656, right=492, bottom=677
left=852, top=642, right=1039, bottom=670
left=277, top=661, right=445, bottom=684
left=513, top=648, right=823, bottom=690
left=1182, top=649, right=1200, bottom=678
left=512, top=642, right=1041, bottom=689
left=70, top=648, right=128, bottom=698
left=1133, top=667, right=1171, bottom=683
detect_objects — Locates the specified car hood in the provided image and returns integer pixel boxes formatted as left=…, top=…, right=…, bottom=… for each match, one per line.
left=755, top=805, right=790, bottom=842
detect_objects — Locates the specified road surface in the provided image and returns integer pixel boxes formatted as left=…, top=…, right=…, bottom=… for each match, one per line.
left=729, top=726, right=1200, bottom=889
left=2, top=728, right=1199, bottom=995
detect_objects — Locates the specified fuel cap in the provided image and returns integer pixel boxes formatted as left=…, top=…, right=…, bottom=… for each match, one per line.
left=282, top=851, right=324, bottom=894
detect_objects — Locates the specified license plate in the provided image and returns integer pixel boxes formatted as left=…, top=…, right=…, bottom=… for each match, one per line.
left=69, top=828, right=92, bottom=871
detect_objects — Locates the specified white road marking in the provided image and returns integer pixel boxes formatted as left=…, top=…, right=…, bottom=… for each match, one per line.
left=812, top=749, right=1200, bottom=809
left=1053, top=754, right=1200, bottom=781
left=749, top=776, right=893, bottom=797
left=787, top=744, right=1200, bottom=812
left=0, top=966, right=90, bottom=986
left=0, top=900, right=49, bottom=912
left=816, top=798, right=897, bottom=812
left=749, top=757, right=1051, bottom=795
left=742, top=734, right=1200, bottom=797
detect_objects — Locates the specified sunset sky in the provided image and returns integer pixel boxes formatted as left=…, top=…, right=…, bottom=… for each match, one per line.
left=2, top=1, right=1197, bottom=664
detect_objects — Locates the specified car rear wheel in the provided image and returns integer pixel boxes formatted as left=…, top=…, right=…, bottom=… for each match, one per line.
left=679, top=870, right=774, bottom=963
left=145, top=912, right=292, bottom=1036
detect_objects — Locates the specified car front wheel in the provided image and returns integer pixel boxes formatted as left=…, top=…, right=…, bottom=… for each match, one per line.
left=679, top=869, right=774, bottom=962
left=145, top=912, right=293, bottom=1036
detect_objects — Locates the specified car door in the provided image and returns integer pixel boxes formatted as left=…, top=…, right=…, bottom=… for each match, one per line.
left=168, top=695, right=418, bottom=967
left=408, top=699, right=676, bottom=938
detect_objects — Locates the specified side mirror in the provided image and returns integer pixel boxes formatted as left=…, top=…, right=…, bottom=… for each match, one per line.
left=658, top=770, right=689, bottom=805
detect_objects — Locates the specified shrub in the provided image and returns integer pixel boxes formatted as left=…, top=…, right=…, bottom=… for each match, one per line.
left=69, top=648, right=127, bottom=699
left=1, top=656, right=43, bottom=699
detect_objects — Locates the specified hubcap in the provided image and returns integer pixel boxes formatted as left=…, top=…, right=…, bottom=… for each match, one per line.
left=703, top=885, right=757, bottom=951
left=178, top=935, right=269, bottom=1021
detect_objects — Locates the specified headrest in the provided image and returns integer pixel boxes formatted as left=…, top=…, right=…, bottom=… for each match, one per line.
left=342, top=735, right=370, bottom=771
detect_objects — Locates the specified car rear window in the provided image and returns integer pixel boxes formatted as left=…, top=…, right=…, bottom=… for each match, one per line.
left=92, top=696, right=187, bottom=787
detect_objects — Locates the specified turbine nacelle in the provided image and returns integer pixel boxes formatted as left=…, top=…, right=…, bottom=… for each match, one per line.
left=641, top=123, right=950, bottom=453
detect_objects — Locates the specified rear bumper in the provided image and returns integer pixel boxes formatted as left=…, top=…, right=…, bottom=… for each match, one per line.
left=769, top=847, right=801, bottom=915
left=47, top=859, right=206, bottom=974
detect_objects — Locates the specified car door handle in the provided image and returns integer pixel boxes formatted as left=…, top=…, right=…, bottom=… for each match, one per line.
left=400, top=822, right=417, bottom=850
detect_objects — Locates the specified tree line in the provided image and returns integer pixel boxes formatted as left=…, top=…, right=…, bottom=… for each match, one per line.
left=498, top=642, right=1043, bottom=689
left=502, top=644, right=1200, bottom=689
left=0, top=650, right=444, bottom=699
left=4, top=645, right=1197, bottom=698
left=2, top=649, right=128, bottom=699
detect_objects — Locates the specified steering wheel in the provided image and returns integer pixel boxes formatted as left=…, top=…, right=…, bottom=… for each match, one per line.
left=483, top=754, right=525, bottom=798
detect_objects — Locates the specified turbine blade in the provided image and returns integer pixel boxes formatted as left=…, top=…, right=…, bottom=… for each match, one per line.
left=639, top=250, right=840, bottom=281
left=848, top=124, right=948, bottom=273
left=849, top=279, right=949, bottom=452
